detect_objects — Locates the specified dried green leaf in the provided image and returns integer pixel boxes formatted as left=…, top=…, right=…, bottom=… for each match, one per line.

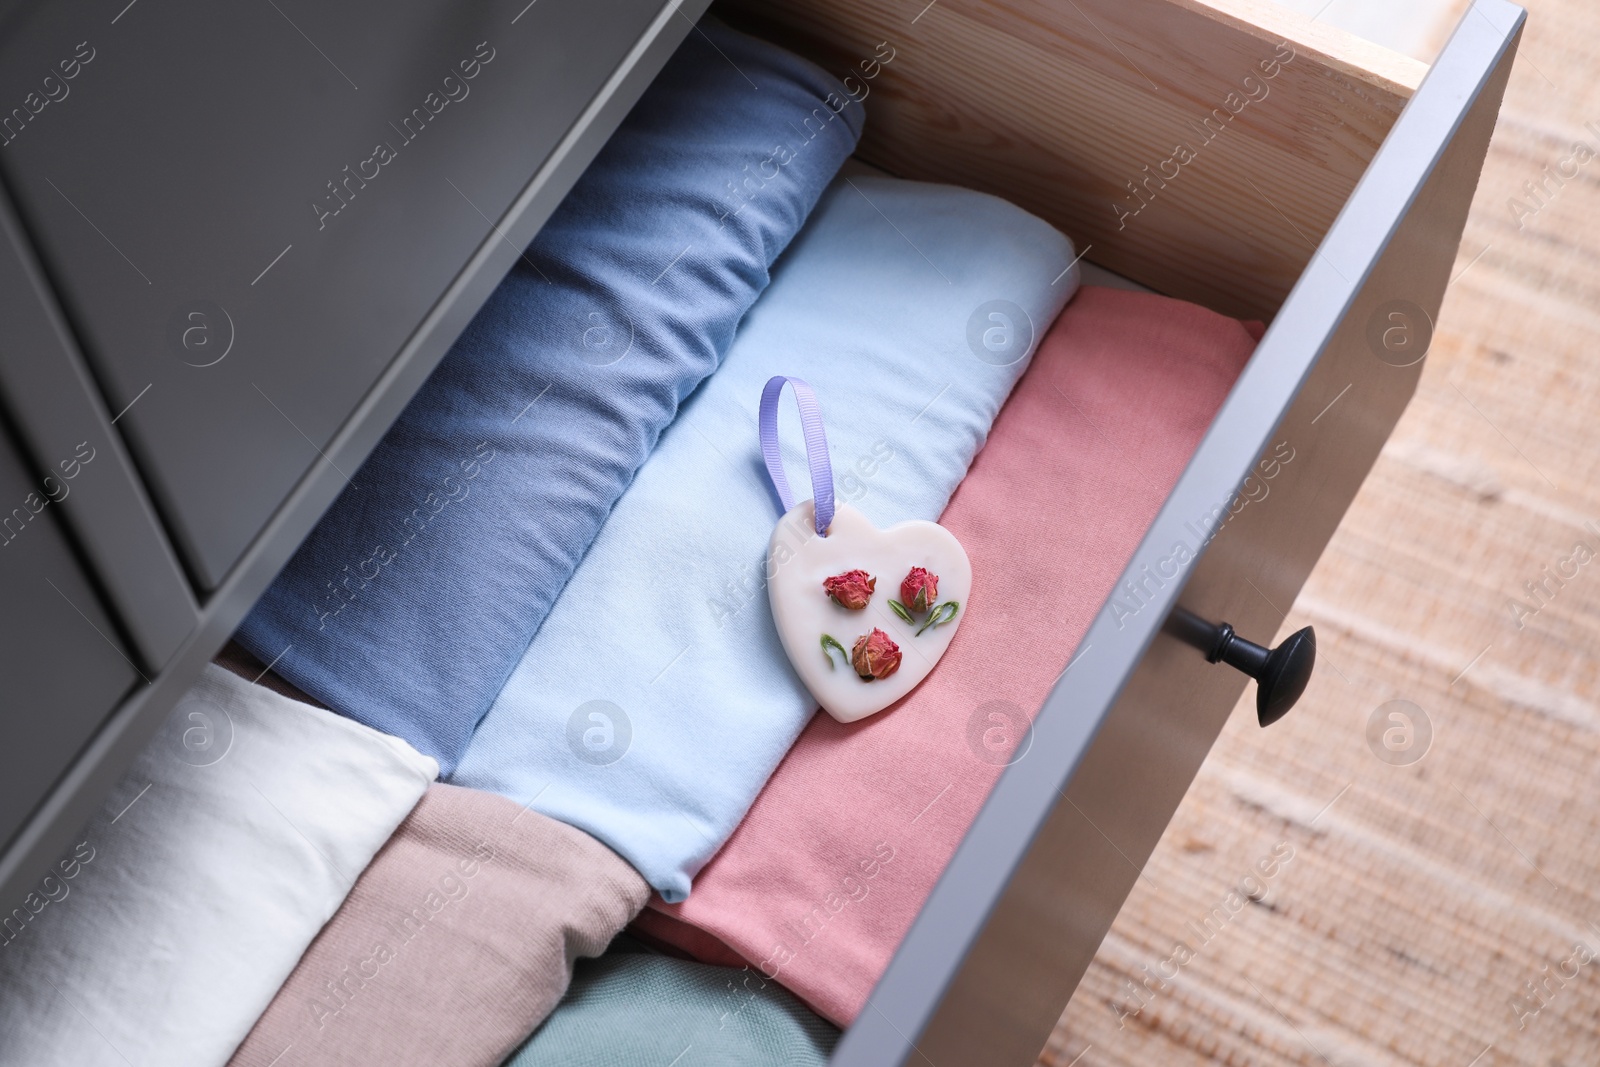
left=888, top=599, right=915, bottom=624
left=821, top=633, right=848, bottom=669
left=916, top=600, right=960, bottom=636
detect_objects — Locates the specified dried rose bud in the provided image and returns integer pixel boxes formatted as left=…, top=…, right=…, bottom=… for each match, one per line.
left=823, top=569, right=876, bottom=610
left=900, top=567, right=939, bottom=613
left=852, top=628, right=902, bottom=681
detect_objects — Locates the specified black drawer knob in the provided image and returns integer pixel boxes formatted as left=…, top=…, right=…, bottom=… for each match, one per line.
left=1166, top=608, right=1315, bottom=727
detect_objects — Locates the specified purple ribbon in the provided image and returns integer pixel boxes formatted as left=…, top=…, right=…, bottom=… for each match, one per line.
left=759, top=375, right=835, bottom=536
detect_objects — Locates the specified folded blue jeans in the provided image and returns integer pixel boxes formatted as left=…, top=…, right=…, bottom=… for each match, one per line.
left=237, top=21, right=863, bottom=772
left=453, top=173, right=1078, bottom=899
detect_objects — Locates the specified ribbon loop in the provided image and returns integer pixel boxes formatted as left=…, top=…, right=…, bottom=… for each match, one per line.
left=759, top=375, right=835, bottom=536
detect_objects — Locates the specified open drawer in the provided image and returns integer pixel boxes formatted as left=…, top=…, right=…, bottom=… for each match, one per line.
left=710, top=0, right=1524, bottom=1063
left=0, top=0, right=1521, bottom=1059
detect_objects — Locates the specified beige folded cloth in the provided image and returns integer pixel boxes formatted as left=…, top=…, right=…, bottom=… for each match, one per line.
left=227, top=783, right=649, bottom=1067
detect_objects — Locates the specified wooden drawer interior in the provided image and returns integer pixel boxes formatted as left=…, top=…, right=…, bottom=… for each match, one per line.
left=727, top=0, right=1426, bottom=322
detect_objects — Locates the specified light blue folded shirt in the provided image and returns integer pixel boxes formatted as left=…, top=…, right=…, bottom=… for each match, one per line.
left=453, top=173, right=1077, bottom=900
left=235, top=20, right=863, bottom=773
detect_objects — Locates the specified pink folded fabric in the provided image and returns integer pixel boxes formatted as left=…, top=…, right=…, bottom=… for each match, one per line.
left=228, top=783, right=649, bottom=1067
left=634, top=285, right=1259, bottom=1025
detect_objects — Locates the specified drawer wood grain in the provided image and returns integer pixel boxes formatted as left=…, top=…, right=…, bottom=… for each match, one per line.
left=726, top=0, right=1427, bottom=322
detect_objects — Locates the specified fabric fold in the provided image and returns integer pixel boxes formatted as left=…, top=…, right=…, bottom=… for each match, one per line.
left=237, top=19, right=865, bottom=773
left=453, top=173, right=1078, bottom=900
left=636, top=285, right=1261, bottom=1024
left=227, top=784, right=648, bottom=1067
left=506, top=936, right=837, bottom=1067
left=0, top=664, right=436, bottom=1067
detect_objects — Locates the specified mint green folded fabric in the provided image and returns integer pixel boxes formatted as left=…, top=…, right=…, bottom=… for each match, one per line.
left=506, top=937, right=837, bottom=1066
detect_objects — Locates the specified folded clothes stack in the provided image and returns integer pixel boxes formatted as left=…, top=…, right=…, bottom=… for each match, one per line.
left=451, top=171, right=1077, bottom=901
left=0, top=666, right=435, bottom=1067
left=634, top=285, right=1261, bottom=1023
left=236, top=19, right=864, bottom=775
left=227, top=785, right=647, bottom=1067
left=4, top=16, right=1269, bottom=1067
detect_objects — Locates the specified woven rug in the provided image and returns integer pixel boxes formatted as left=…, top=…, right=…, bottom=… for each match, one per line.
left=1040, top=1, right=1600, bottom=1064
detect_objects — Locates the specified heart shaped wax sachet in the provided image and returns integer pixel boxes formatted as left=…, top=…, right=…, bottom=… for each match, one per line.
left=758, top=376, right=971, bottom=723
left=768, top=501, right=970, bottom=723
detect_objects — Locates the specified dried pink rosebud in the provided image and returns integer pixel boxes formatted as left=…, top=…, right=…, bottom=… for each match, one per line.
left=900, top=567, right=939, bottom=613
left=852, top=628, right=902, bottom=681
left=823, top=569, right=876, bottom=610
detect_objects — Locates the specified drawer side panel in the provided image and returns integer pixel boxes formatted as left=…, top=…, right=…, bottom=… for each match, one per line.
left=0, top=0, right=675, bottom=586
left=0, top=189, right=196, bottom=670
left=0, top=418, right=137, bottom=859
left=0, top=0, right=709, bottom=916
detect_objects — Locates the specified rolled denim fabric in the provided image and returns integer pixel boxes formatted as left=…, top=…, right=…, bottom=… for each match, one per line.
left=237, top=20, right=865, bottom=773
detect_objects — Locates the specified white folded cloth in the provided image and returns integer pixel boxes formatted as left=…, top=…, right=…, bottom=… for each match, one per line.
left=0, top=664, right=437, bottom=1066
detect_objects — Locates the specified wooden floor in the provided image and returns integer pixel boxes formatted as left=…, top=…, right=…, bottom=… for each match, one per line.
left=1039, top=2, right=1600, bottom=1064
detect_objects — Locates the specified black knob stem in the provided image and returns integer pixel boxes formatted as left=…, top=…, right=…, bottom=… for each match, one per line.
left=1166, top=608, right=1315, bottom=727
